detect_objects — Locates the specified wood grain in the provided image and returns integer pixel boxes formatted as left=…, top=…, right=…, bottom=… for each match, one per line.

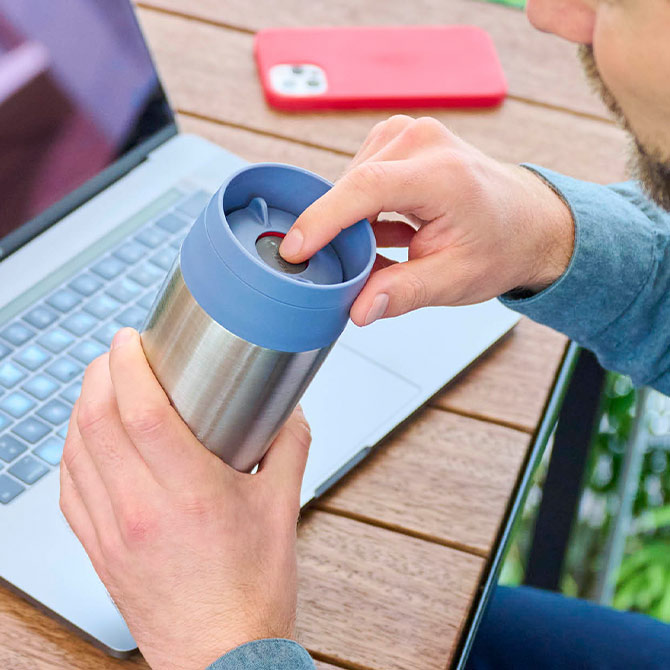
left=138, top=0, right=612, bottom=121
left=139, top=9, right=629, bottom=184
left=0, top=511, right=482, bottom=670
left=316, top=407, right=530, bottom=554
left=0, top=590, right=145, bottom=669
left=295, top=511, right=483, bottom=670
left=435, top=318, right=568, bottom=432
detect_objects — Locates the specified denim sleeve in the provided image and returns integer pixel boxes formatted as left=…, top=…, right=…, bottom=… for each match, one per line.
left=500, top=165, right=670, bottom=394
left=206, top=639, right=314, bottom=670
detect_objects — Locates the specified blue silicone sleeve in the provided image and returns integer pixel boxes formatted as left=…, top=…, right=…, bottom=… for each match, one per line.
left=180, top=163, right=375, bottom=352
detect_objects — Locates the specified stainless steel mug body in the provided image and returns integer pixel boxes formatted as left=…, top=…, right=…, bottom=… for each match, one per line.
left=142, top=262, right=329, bottom=472
left=140, top=163, right=375, bottom=471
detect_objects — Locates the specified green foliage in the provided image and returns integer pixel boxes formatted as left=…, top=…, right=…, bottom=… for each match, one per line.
left=501, top=372, right=670, bottom=622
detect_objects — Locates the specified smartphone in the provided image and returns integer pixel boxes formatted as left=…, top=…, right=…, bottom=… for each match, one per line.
left=254, top=25, right=507, bottom=111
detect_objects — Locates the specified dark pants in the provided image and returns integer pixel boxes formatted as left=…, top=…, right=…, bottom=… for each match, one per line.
left=466, top=586, right=670, bottom=670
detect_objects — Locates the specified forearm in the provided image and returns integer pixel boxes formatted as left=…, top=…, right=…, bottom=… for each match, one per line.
left=207, top=639, right=314, bottom=670
left=502, top=165, right=670, bottom=394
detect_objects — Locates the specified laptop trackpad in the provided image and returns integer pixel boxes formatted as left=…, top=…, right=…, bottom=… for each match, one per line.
left=300, top=343, right=419, bottom=504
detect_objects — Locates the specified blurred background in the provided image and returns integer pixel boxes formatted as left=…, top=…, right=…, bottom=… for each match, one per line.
left=502, top=370, right=670, bottom=623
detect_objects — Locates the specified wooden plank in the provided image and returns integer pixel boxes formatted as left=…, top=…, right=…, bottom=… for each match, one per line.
left=0, top=590, right=145, bottom=669
left=138, top=0, right=612, bottom=120
left=315, top=407, right=530, bottom=554
left=180, top=115, right=568, bottom=433
left=141, top=10, right=629, bottom=184
left=0, top=511, right=482, bottom=670
left=435, top=318, right=568, bottom=432
left=295, top=510, right=483, bottom=670
left=178, top=114, right=350, bottom=182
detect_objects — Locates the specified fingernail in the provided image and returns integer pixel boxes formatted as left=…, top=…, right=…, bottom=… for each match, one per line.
left=280, top=228, right=303, bottom=259
left=111, top=327, right=135, bottom=350
left=364, top=293, right=389, bottom=326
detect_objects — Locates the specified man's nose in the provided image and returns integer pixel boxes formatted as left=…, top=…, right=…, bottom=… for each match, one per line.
left=526, top=0, right=596, bottom=44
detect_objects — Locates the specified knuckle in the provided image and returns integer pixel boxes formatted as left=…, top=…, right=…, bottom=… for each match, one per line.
left=407, top=116, right=448, bottom=141
left=393, top=267, right=429, bottom=312
left=76, top=398, right=109, bottom=436
left=176, top=492, right=215, bottom=521
left=61, top=438, right=82, bottom=473
left=121, top=402, right=167, bottom=442
left=118, top=504, right=157, bottom=546
left=351, top=161, right=388, bottom=192
left=99, top=531, right=124, bottom=564
left=383, top=114, right=414, bottom=133
left=290, top=414, right=312, bottom=448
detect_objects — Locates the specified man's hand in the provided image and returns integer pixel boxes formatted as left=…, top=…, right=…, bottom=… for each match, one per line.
left=59, top=327, right=311, bottom=670
left=279, top=115, right=575, bottom=326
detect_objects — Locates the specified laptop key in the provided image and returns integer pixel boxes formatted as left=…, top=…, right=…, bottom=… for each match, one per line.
left=14, top=344, right=51, bottom=371
left=0, top=474, right=25, bottom=504
left=61, top=311, right=97, bottom=336
left=12, top=417, right=50, bottom=444
left=0, top=392, right=36, bottom=419
left=149, top=247, right=177, bottom=271
left=0, top=323, right=35, bottom=347
left=0, top=362, right=27, bottom=388
left=0, top=342, right=9, bottom=361
left=176, top=191, right=210, bottom=218
left=137, top=291, right=158, bottom=310
left=57, top=425, right=68, bottom=440
left=116, top=306, right=146, bottom=330
left=170, top=235, right=185, bottom=250
left=34, top=436, right=65, bottom=466
left=38, top=328, right=74, bottom=354
left=68, top=273, right=102, bottom=297
left=83, top=294, right=120, bottom=319
left=69, top=340, right=106, bottom=365
left=91, top=256, right=126, bottom=280
left=92, top=323, right=120, bottom=347
left=23, top=306, right=58, bottom=330
left=127, top=263, right=164, bottom=288
left=22, top=374, right=59, bottom=401
left=46, top=288, right=82, bottom=313
left=114, top=241, right=146, bottom=264
left=0, top=412, right=12, bottom=432
left=45, top=357, right=82, bottom=384
left=9, top=455, right=49, bottom=484
left=106, top=278, right=142, bottom=303
left=37, top=399, right=72, bottom=426
left=135, top=227, right=167, bottom=249
left=61, top=381, right=82, bottom=405
left=155, top=213, right=187, bottom=234
left=0, top=435, right=27, bottom=463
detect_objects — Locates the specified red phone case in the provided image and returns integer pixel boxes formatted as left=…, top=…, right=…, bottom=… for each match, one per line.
left=254, top=25, right=507, bottom=111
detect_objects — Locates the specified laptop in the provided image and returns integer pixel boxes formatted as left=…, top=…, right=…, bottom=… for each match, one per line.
left=0, top=0, right=520, bottom=658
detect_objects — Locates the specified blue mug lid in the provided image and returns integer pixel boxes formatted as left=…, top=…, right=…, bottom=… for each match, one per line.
left=180, top=163, right=376, bottom=352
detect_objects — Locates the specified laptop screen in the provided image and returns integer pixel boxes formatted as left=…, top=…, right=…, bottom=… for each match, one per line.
left=0, top=0, right=174, bottom=258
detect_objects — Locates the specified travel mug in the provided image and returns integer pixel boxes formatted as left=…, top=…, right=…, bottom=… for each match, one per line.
left=141, top=163, right=375, bottom=472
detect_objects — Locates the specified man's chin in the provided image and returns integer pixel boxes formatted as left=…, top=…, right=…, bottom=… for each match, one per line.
left=578, top=45, right=670, bottom=211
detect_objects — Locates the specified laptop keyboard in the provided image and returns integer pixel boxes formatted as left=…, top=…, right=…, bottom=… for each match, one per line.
left=0, top=188, right=210, bottom=505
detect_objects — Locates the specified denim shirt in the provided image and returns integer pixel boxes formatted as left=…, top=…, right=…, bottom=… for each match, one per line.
left=207, top=165, right=670, bottom=669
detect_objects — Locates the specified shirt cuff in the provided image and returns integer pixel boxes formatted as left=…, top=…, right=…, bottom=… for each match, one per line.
left=206, top=639, right=314, bottom=670
left=499, top=165, right=656, bottom=342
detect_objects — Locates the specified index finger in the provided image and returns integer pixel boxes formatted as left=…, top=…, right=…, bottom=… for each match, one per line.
left=279, top=160, right=430, bottom=264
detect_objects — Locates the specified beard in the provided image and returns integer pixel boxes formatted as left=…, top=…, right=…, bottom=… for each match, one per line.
left=578, top=44, right=670, bottom=211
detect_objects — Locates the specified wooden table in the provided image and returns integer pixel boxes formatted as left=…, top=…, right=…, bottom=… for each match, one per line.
left=0, top=2, right=630, bottom=669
